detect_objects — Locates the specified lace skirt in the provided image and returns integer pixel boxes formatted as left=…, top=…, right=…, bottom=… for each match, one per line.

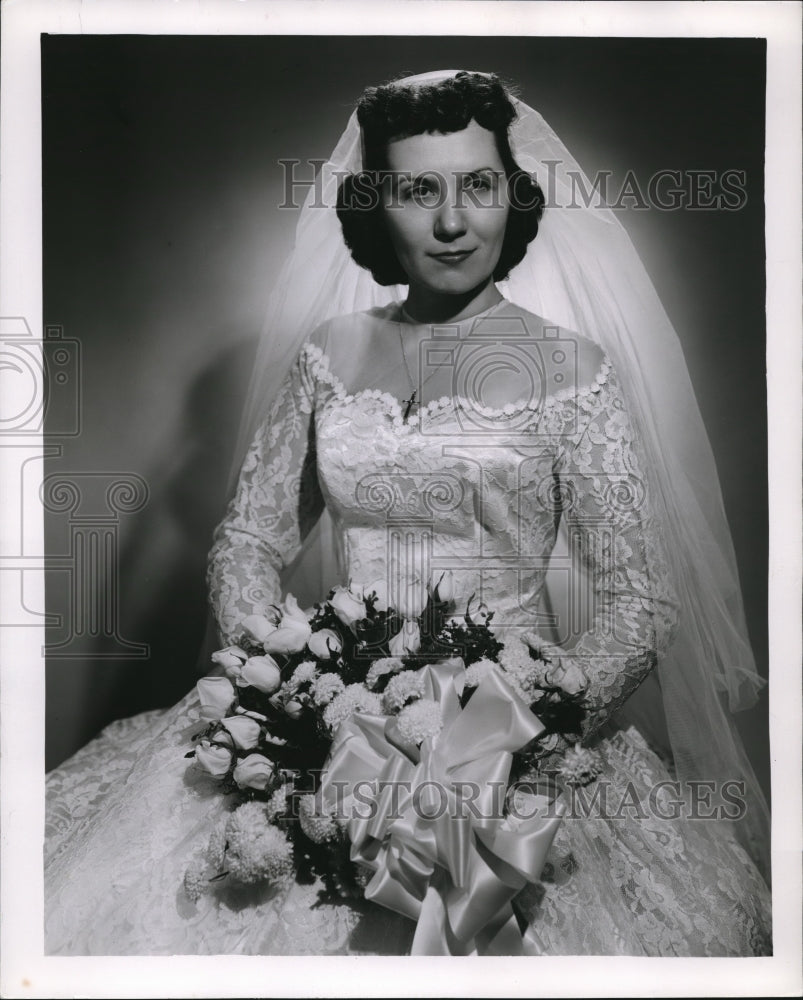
left=45, top=691, right=771, bottom=956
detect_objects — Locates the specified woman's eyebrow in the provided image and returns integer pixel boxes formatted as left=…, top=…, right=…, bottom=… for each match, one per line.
left=396, top=166, right=500, bottom=182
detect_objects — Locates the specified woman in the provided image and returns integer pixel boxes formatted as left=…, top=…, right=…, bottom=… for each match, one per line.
left=45, top=70, right=771, bottom=956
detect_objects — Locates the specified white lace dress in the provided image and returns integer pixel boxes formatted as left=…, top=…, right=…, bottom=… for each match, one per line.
left=45, top=302, right=772, bottom=956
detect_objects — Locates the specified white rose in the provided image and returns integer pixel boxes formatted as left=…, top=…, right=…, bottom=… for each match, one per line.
left=233, top=754, right=275, bottom=791
left=241, top=614, right=277, bottom=644
left=210, top=645, right=248, bottom=678
left=520, top=632, right=587, bottom=696
left=388, top=619, right=421, bottom=656
left=307, top=628, right=342, bottom=659
left=220, top=715, right=262, bottom=750
left=329, top=586, right=367, bottom=629
left=262, top=618, right=312, bottom=655
left=197, top=676, right=235, bottom=721
left=238, top=654, right=282, bottom=694
left=545, top=659, right=588, bottom=697
left=280, top=593, right=311, bottom=623
left=431, top=570, right=455, bottom=603
left=194, top=739, right=233, bottom=777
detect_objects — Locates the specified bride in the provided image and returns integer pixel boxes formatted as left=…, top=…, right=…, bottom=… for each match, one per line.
left=45, top=70, right=771, bottom=956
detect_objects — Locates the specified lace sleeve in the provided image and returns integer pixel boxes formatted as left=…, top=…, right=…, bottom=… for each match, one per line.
left=548, top=358, right=679, bottom=739
left=207, top=345, right=325, bottom=645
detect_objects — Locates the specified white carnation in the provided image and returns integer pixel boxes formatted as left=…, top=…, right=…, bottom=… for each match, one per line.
left=464, top=657, right=497, bottom=688
left=323, top=683, right=382, bottom=733
left=382, top=670, right=424, bottom=713
left=264, top=784, right=290, bottom=822
left=498, top=637, right=543, bottom=703
left=298, top=794, right=340, bottom=844
left=224, top=802, right=294, bottom=886
left=309, top=672, right=345, bottom=706
left=291, top=661, right=318, bottom=687
left=183, top=854, right=211, bottom=903
left=396, top=698, right=442, bottom=748
left=557, top=744, right=603, bottom=787
left=206, top=816, right=229, bottom=870
left=365, top=657, right=404, bottom=690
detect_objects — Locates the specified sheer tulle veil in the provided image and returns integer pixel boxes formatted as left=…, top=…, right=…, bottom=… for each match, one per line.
left=226, top=70, right=770, bottom=876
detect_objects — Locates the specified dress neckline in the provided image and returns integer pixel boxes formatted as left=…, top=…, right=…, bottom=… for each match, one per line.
left=302, top=340, right=613, bottom=434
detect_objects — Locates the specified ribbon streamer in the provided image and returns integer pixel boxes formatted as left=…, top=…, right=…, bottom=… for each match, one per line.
left=319, top=659, right=564, bottom=955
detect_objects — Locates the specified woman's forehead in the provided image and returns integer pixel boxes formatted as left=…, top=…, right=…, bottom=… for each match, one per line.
left=383, top=120, right=502, bottom=174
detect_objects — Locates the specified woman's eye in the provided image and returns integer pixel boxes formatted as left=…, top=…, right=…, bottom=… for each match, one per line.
left=402, top=184, right=440, bottom=204
left=464, top=174, right=493, bottom=191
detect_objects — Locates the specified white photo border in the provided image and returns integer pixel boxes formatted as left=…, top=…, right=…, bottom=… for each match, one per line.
left=1, top=1, right=800, bottom=997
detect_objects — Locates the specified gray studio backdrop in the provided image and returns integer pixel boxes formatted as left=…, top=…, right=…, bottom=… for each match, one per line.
left=42, top=36, right=768, bottom=798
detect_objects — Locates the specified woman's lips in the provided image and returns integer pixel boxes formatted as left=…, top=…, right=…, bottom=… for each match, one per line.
left=429, top=249, right=476, bottom=263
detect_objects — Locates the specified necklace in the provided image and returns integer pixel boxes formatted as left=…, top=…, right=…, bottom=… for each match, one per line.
left=397, top=321, right=452, bottom=422
left=396, top=297, right=507, bottom=421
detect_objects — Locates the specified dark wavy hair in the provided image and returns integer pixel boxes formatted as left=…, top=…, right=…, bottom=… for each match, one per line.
left=336, top=71, right=545, bottom=286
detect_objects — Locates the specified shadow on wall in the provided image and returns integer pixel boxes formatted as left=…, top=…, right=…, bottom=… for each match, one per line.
left=45, top=334, right=256, bottom=771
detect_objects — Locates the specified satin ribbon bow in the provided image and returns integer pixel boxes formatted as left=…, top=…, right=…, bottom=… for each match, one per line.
left=319, top=658, right=564, bottom=955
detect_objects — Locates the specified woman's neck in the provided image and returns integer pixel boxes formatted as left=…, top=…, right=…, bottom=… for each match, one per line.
left=402, top=280, right=503, bottom=324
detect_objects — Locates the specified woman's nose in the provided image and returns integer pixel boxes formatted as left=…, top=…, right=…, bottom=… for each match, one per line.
left=433, top=200, right=467, bottom=241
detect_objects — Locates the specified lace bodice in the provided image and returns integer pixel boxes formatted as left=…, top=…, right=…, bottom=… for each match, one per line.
left=208, top=302, right=679, bottom=738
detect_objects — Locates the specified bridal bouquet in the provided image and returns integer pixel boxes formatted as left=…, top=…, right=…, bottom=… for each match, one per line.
left=184, top=574, right=600, bottom=954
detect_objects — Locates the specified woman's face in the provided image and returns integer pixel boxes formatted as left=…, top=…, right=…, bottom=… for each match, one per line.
left=382, top=120, right=510, bottom=300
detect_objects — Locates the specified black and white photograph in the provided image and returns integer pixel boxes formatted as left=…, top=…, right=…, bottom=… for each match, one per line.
left=1, top=1, right=800, bottom=996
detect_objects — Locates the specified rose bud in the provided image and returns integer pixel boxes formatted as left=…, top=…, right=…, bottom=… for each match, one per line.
left=283, top=698, right=304, bottom=720
left=307, top=628, right=342, bottom=659
left=329, top=585, right=367, bottom=629
left=235, top=707, right=268, bottom=722
left=211, top=726, right=234, bottom=748
left=197, top=676, right=235, bottom=721
left=432, top=570, right=455, bottom=603
left=280, top=593, right=312, bottom=623
left=240, top=614, right=277, bottom=645
left=238, top=654, right=282, bottom=694
left=262, top=618, right=312, bottom=655
left=388, top=619, right=421, bottom=656
left=220, top=715, right=261, bottom=750
left=210, top=645, right=248, bottom=679
left=232, top=754, right=275, bottom=791
left=545, top=659, right=588, bottom=697
left=366, top=578, right=389, bottom=612
left=194, top=739, right=233, bottom=777
left=465, top=595, right=491, bottom=623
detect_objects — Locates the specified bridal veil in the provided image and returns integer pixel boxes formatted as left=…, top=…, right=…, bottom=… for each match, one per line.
left=224, top=70, right=770, bottom=877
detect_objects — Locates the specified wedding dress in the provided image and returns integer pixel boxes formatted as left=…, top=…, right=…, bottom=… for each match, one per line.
left=45, top=299, right=772, bottom=956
